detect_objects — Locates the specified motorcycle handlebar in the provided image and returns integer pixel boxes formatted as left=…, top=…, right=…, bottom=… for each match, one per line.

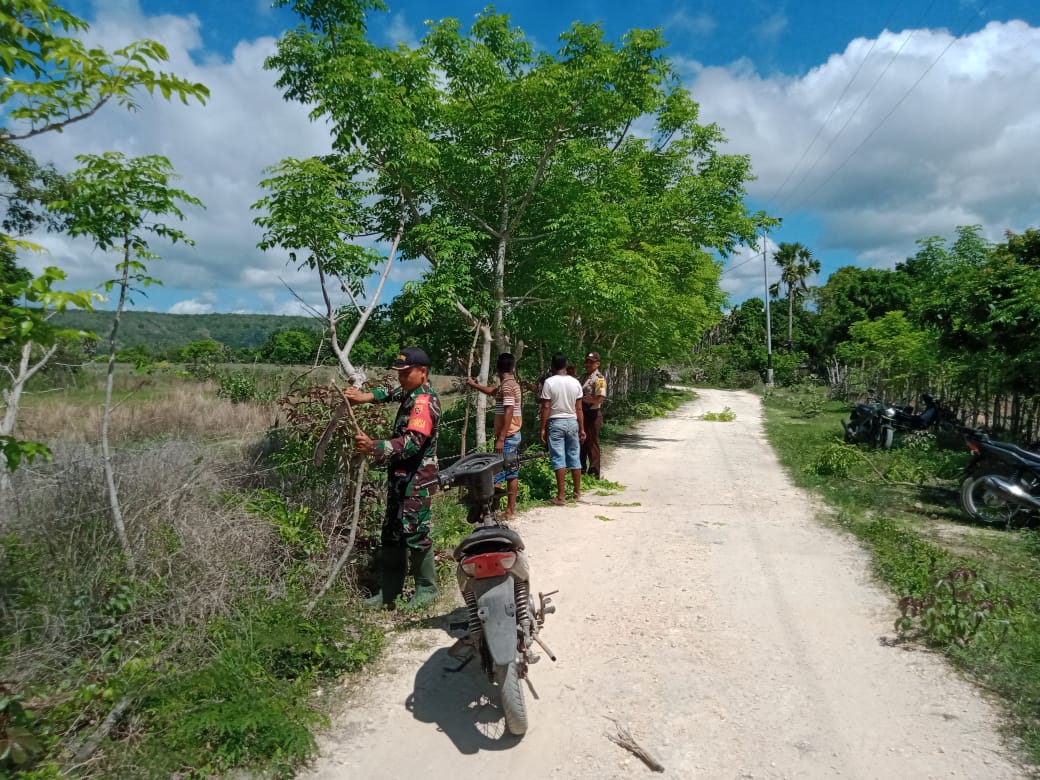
left=413, top=449, right=547, bottom=491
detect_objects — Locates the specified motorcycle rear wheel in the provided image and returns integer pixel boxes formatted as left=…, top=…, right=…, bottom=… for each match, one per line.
left=495, top=661, right=528, bottom=736
left=960, top=469, right=1032, bottom=527
left=878, top=425, right=894, bottom=450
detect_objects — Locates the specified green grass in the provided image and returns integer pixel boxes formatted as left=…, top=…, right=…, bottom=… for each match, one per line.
left=762, top=385, right=1040, bottom=765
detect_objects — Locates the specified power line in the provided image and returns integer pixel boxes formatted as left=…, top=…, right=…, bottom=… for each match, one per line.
left=767, top=0, right=906, bottom=208
left=777, top=0, right=939, bottom=216
left=785, top=3, right=985, bottom=215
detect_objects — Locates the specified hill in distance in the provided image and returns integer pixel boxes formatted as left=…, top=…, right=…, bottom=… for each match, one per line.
left=54, top=310, right=324, bottom=351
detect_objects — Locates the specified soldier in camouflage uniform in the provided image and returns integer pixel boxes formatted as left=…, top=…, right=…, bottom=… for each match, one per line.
left=345, top=346, right=441, bottom=609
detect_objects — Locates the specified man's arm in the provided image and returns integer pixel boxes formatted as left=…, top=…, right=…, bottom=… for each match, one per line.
left=575, top=396, right=586, bottom=442
left=466, top=377, right=498, bottom=396
left=540, top=398, right=550, bottom=443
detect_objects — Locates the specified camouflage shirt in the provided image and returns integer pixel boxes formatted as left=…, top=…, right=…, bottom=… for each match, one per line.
left=370, top=382, right=440, bottom=494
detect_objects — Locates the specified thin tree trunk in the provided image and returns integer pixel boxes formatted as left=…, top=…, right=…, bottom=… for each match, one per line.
left=787, top=287, right=794, bottom=348
left=323, top=195, right=406, bottom=385
left=102, top=246, right=134, bottom=569
left=1, top=340, right=58, bottom=493
left=494, top=223, right=508, bottom=352
left=460, top=323, right=480, bottom=456
left=306, top=456, right=367, bottom=615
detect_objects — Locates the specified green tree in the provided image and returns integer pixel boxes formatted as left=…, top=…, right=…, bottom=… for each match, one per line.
left=180, top=338, right=227, bottom=370
left=770, top=242, right=820, bottom=349
left=0, top=0, right=208, bottom=142
left=267, top=2, right=756, bottom=440
left=259, top=328, right=321, bottom=365
left=51, top=152, right=202, bottom=566
left=836, top=310, right=939, bottom=399
left=253, top=156, right=402, bottom=384
left=814, top=266, right=914, bottom=356
left=1, top=267, right=97, bottom=481
left=0, top=0, right=208, bottom=480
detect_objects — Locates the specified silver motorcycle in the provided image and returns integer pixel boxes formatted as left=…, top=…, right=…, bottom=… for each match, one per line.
left=435, top=451, right=557, bottom=736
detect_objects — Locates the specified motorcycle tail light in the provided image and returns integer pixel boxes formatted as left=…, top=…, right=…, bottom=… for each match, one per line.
left=967, top=440, right=980, bottom=453
left=461, top=552, right=517, bottom=578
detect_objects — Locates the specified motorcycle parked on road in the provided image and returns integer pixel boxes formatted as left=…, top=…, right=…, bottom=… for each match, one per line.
left=959, top=429, right=1040, bottom=528
left=842, top=393, right=950, bottom=449
left=433, top=451, right=557, bottom=737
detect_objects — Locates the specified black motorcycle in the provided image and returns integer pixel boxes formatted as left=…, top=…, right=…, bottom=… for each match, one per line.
left=959, top=429, right=1040, bottom=528
left=842, top=393, right=949, bottom=449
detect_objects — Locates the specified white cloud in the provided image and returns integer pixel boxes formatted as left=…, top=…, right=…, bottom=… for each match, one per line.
left=384, top=12, right=421, bottom=48
left=22, top=1, right=335, bottom=312
left=755, top=13, right=788, bottom=43
left=168, top=297, right=214, bottom=314
left=665, top=9, right=716, bottom=37
left=691, top=19, right=1040, bottom=299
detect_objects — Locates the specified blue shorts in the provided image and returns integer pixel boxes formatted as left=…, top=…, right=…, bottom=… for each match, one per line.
left=495, top=431, right=521, bottom=484
left=547, top=418, right=580, bottom=471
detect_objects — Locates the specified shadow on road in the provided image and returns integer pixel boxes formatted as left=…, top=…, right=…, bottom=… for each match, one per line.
left=403, top=607, right=521, bottom=754
left=609, top=433, right=680, bottom=449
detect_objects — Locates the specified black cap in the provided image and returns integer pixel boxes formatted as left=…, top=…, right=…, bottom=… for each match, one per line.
left=585, top=351, right=600, bottom=361
left=391, top=346, right=431, bottom=369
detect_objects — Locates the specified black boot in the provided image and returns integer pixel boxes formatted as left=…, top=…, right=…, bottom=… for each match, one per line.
left=364, top=546, right=407, bottom=608
left=406, top=547, right=439, bottom=609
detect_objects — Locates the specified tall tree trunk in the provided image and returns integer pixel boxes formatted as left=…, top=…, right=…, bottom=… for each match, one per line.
left=325, top=195, right=406, bottom=385
left=459, top=323, right=481, bottom=456
left=102, top=246, right=134, bottom=569
left=493, top=213, right=508, bottom=352
left=787, top=286, right=794, bottom=348
left=454, top=302, right=493, bottom=450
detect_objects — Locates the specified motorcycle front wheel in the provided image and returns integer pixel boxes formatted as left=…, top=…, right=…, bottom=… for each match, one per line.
left=878, top=424, right=894, bottom=450
left=960, top=469, right=1032, bottom=527
left=495, top=661, right=528, bottom=736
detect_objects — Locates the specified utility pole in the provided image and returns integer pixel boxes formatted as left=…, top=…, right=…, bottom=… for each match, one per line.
left=761, top=221, right=775, bottom=386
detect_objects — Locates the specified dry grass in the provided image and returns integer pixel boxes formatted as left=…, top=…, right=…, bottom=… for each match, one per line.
left=0, top=437, right=288, bottom=674
left=15, top=381, right=279, bottom=444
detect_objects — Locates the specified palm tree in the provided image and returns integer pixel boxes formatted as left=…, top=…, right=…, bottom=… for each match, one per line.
left=771, top=242, right=820, bottom=348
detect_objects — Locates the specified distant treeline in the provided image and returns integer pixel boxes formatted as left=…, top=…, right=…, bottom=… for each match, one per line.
left=54, top=310, right=323, bottom=351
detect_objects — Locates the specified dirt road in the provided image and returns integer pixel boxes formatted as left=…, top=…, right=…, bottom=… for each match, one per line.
left=302, top=388, right=1027, bottom=779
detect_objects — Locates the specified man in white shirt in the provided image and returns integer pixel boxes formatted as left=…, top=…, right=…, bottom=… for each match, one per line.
left=540, top=352, right=586, bottom=505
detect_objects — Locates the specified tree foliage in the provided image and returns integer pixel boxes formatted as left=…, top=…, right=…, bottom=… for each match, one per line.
left=266, top=0, right=758, bottom=400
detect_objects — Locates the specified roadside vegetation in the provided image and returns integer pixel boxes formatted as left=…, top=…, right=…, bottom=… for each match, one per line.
left=761, top=383, right=1040, bottom=765
left=0, top=363, right=683, bottom=778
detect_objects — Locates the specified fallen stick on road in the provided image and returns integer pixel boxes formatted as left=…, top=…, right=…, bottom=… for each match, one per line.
left=605, top=718, right=665, bottom=773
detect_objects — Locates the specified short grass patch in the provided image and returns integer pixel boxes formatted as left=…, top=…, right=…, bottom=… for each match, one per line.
left=762, top=386, right=1040, bottom=765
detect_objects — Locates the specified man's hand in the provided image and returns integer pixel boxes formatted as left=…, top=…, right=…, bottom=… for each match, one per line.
left=344, top=387, right=373, bottom=405
left=540, top=428, right=547, bottom=444
left=494, top=438, right=505, bottom=453
left=580, top=430, right=587, bottom=443
left=354, top=431, right=376, bottom=454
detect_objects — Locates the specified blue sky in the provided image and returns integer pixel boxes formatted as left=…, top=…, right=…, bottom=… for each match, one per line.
left=20, top=0, right=1040, bottom=314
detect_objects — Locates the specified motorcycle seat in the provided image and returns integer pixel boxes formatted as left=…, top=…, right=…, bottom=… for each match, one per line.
left=981, top=440, right=1040, bottom=467
left=453, top=525, right=525, bottom=560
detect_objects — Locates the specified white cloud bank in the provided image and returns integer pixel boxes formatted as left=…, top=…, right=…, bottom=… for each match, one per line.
left=694, top=20, right=1040, bottom=300
left=17, top=6, right=1040, bottom=312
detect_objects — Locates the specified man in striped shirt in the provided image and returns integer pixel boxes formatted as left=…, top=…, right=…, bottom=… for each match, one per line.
left=467, top=352, right=523, bottom=519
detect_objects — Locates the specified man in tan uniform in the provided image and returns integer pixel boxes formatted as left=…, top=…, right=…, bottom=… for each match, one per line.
left=579, top=351, right=607, bottom=478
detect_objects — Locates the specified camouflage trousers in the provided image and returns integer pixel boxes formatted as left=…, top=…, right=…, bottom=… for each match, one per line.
left=383, top=482, right=433, bottom=551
